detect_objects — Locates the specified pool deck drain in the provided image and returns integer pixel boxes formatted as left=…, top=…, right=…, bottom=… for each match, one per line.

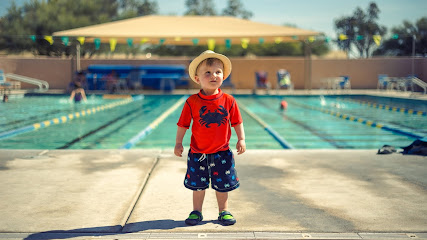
left=0, top=149, right=426, bottom=240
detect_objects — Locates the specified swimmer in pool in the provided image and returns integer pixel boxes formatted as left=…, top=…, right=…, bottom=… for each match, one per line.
left=69, top=82, right=87, bottom=103
left=280, top=100, right=287, bottom=110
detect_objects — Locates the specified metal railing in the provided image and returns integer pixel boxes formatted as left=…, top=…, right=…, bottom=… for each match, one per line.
left=410, top=77, right=427, bottom=94
left=5, top=73, right=49, bottom=92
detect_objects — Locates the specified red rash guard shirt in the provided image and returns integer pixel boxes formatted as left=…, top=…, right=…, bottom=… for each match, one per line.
left=177, top=89, right=243, bottom=154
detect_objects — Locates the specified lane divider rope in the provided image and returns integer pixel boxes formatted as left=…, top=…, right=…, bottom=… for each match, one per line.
left=238, top=101, right=294, bottom=149
left=0, top=95, right=144, bottom=141
left=120, top=96, right=187, bottom=149
left=337, top=98, right=426, bottom=116
left=288, top=100, right=424, bottom=139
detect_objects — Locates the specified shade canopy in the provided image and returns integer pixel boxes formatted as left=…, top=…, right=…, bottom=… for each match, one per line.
left=53, top=15, right=320, bottom=45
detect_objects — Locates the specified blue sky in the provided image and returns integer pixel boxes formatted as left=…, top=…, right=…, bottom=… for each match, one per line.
left=1, top=0, right=426, bottom=37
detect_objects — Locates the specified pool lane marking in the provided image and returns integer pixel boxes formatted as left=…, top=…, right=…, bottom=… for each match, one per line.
left=288, top=100, right=424, bottom=139
left=0, top=109, right=62, bottom=129
left=0, top=95, right=144, bottom=141
left=257, top=97, right=348, bottom=149
left=120, top=96, right=187, bottom=149
left=338, top=98, right=426, bottom=116
left=57, top=105, right=144, bottom=149
left=238, top=101, right=294, bottom=149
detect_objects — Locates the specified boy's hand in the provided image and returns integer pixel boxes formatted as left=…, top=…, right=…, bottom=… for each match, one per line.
left=174, top=143, right=184, bottom=157
left=236, top=139, right=246, bottom=155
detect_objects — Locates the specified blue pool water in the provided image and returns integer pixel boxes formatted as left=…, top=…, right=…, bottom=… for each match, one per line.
left=0, top=94, right=425, bottom=150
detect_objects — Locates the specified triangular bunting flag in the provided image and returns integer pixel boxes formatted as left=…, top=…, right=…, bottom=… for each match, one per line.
left=207, top=39, right=215, bottom=50
left=140, top=38, right=148, bottom=44
left=373, top=35, right=381, bottom=46
left=94, top=38, right=101, bottom=50
left=44, top=36, right=53, bottom=45
left=61, top=36, right=69, bottom=46
left=339, top=34, right=348, bottom=41
left=241, top=38, right=249, bottom=49
left=127, top=38, right=133, bottom=47
left=77, top=37, right=85, bottom=45
left=225, top=39, right=232, bottom=49
left=109, top=38, right=117, bottom=52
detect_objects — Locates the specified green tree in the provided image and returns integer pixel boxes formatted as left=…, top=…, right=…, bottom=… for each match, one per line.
left=334, top=2, right=386, bottom=58
left=184, top=0, right=216, bottom=16
left=222, top=0, right=252, bottom=19
left=118, top=0, right=158, bottom=19
left=0, top=0, right=159, bottom=56
left=373, top=17, right=427, bottom=56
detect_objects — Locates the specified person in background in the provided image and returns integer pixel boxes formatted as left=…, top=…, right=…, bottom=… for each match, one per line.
left=280, top=100, right=288, bottom=110
left=69, top=82, right=87, bottom=103
left=2, top=94, right=8, bottom=103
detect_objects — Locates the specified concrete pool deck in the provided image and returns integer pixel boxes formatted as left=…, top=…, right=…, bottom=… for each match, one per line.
left=0, top=149, right=426, bottom=239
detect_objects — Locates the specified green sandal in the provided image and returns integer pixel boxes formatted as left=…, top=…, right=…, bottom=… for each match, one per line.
left=218, top=211, right=236, bottom=226
left=185, top=210, right=203, bottom=226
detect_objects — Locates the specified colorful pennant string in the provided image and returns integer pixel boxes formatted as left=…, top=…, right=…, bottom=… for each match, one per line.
left=21, top=34, right=407, bottom=49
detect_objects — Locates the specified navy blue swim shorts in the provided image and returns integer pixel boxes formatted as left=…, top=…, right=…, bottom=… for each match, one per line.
left=184, top=149, right=240, bottom=192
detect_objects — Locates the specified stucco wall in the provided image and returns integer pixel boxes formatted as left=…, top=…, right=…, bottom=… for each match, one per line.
left=1, top=56, right=425, bottom=90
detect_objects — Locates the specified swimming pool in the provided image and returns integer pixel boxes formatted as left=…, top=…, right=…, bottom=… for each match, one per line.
left=0, top=94, right=425, bottom=150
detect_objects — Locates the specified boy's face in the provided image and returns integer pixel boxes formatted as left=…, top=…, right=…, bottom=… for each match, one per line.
left=195, top=59, right=224, bottom=92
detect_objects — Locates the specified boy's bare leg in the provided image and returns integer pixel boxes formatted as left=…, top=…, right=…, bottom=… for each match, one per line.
left=216, top=191, right=228, bottom=212
left=193, top=190, right=206, bottom=212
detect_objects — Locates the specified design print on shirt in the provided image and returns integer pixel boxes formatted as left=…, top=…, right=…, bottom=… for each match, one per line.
left=198, top=105, right=228, bottom=128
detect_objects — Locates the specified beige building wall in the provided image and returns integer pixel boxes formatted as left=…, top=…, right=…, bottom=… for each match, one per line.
left=1, top=56, right=425, bottom=91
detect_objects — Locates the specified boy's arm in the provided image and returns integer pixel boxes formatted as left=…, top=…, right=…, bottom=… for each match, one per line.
left=233, top=123, right=246, bottom=155
left=174, top=126, right=187, bottom=157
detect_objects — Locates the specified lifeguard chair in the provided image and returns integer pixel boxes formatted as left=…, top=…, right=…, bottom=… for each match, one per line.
left=277, top=69, right=293, bottom=91
left=254, top=71, right=271, bottom=94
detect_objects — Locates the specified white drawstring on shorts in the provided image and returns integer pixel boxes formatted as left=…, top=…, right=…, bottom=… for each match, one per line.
left=199, top=153, right=207, bottom=162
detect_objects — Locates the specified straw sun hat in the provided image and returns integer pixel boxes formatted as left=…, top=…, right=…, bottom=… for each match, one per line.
left=188, top=50, right=232, bottom=83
